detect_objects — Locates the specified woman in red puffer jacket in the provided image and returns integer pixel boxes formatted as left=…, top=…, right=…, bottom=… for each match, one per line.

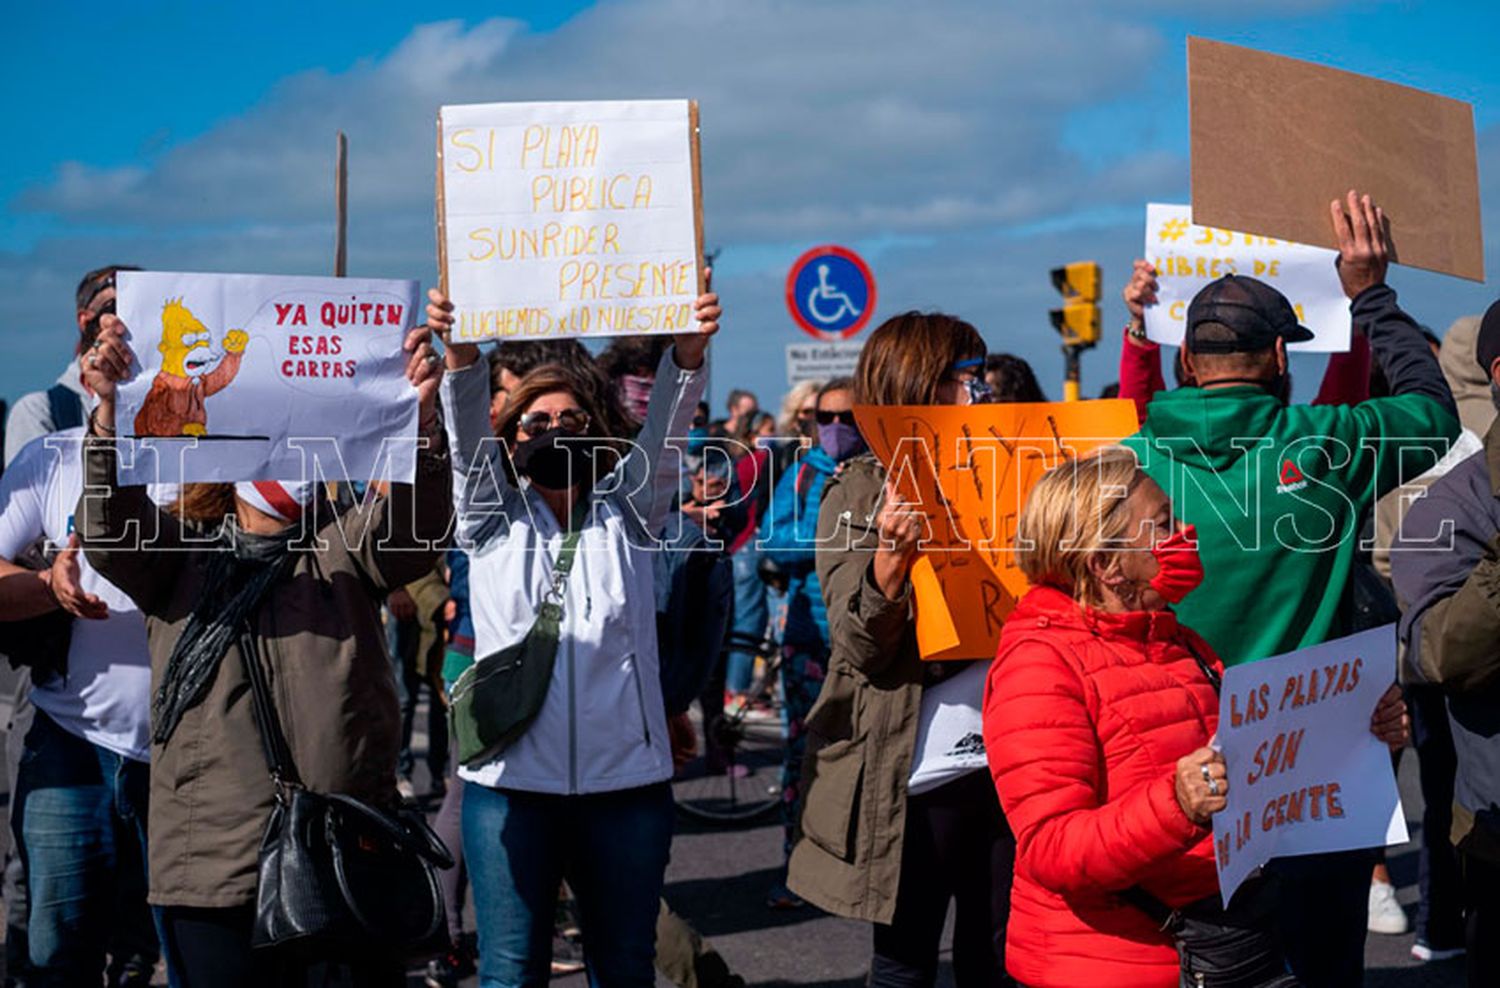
left=983, top=447, right=1229, bottom=988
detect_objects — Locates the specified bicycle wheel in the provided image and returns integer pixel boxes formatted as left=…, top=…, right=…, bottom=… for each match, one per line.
left=674, top=641, right=784, bottom=826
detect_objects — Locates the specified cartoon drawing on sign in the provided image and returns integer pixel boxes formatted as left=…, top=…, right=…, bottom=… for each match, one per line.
left=807, top=264, right=862, bottom=326
left=132, top=298, right=249, bottom=437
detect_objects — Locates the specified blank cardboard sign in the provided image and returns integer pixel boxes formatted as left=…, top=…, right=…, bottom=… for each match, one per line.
left=1189, top=37, right=1484, bottom=282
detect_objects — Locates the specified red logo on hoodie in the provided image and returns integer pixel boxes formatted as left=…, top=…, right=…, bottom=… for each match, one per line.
left=1279, top=460, right=1305, bottom=486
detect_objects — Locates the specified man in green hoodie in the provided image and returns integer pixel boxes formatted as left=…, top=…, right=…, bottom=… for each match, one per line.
left=1124, top=191, right=1459, bottom=988
left=1126, top=191, right=1459, bottom=666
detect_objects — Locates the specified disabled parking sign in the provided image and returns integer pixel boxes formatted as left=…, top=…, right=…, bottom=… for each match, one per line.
left=786, top=245, right=876, bottom=340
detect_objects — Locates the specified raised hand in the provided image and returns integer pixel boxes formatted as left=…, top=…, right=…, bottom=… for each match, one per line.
left=426, top=288, right=480, bottom=371
left=1330, top=189, right=1390, bottom=300
left=403, top=323, right=444, bottom=429
left=673, top=267, right=721, bottom=371
left=1123, top=260, right=1159, bottom=343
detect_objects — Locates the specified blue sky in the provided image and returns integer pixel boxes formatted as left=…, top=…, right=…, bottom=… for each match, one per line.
left=3, top=0, right=1497, bottom=414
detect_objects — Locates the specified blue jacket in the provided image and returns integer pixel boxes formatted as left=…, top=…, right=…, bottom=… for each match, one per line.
left=759, top=446, right=836, bottom=650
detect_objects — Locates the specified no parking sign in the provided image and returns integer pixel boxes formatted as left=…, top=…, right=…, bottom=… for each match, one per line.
left=786, top=245, right=876, bottom=340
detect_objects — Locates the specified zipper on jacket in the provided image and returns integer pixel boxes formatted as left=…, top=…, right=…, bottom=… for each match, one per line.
left=628, top=654, right=651, bottom=745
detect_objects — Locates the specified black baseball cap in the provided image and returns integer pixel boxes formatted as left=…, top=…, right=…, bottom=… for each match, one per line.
left=1184, top=275, right=1315, bottom=353
left=1475, top=299, right=1500, bottom=377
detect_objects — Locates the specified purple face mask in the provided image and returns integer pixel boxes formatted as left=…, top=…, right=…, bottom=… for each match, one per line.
left=817, top=421, right=867, bottom=462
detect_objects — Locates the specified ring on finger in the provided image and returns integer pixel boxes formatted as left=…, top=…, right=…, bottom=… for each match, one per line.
left=1207, top=776, right=1220, bottom=796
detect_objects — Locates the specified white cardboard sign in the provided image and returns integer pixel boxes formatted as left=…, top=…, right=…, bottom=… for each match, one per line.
left=1213, top=625, right=1407, bottom=903
left=1144, top=203, right=1352, bottom=353
left=113, top=271, right=421, bottom=485
left=438, top=99, right=703, bottom=343
left=785, top=341, right=862, bottom=386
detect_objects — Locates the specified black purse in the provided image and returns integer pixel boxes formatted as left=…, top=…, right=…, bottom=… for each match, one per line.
left=236, top=628, right=454, bottom=956
left=1123, top=878, right=1300, bottom=988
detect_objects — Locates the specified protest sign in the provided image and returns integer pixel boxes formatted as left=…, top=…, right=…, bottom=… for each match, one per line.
left=854, top=400, right=1138, bottom=660
left=1189, top=37, right=1483, bottom=282
left=1213, top=625, right=1408, bottom=903
left=438, top=99, right=705, bottom=342
left=786, top=341, right=862, bottom=386
left=1143, top=203, right=1351, bottom=352
left=114, top=271, right=421, bottom=485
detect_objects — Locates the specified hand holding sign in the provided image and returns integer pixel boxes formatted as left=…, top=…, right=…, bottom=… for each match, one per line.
left=83, top=315, right=134, bottom=425
left=1369, top=683, right=1410, bottom=750
left=672, top=270, right=721, bottom=372
left=1330, top=190, right=1391, bottom=300
left=1176, top=747, right=1230, bottom=826
left=1123, top=259, right=1160, bottom=342
left=874, top=477, right=923, bottom=601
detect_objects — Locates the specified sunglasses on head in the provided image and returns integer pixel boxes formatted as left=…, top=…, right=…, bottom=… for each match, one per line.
left=518, top=408, right=590, bottom=435
left=815, top=409, right=857, bottom=427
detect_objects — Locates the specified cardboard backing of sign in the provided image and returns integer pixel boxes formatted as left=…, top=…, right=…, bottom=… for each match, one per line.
left=854, top=400, right=1139, bottom=660
left=1189, top=37, right=1483, bottom=282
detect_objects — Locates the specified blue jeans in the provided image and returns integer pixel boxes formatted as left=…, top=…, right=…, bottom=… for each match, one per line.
left=726, top=548, right=767, bottom=692
left=12, top=709, right=158, bottom=986
left=463, top=782, right=674, bottom=988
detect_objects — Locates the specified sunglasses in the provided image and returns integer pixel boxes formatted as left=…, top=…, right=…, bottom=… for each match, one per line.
left=518, top=408, right=590, bottom=435
left=815, top=410, right=857, bottom=427
left=796, top=407, right=817, bottom=419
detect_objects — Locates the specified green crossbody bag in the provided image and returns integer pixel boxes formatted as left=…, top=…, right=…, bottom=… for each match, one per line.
left=450, top=506, right=586, bottom=767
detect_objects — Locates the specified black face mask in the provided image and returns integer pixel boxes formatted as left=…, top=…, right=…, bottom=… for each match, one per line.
left=512, top=427, right=598, bottom=490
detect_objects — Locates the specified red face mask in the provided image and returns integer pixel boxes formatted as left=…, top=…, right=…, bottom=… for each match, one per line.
left=1149, top=524, right=1204, bottom=604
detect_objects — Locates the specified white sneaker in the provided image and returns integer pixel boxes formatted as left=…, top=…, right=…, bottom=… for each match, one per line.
left=1367, top=880, right=1409, bottom=935
left=1411, top=939, right=1465, bottom=962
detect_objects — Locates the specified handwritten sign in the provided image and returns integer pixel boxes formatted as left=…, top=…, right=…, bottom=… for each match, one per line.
left=438, top=99, right=705, bottom=342
left=1189, top=37, right=1483, bottom=282
left=1213, top=625, right=1408, bottom=903
left=854, top=400, right=1139, bottom=660
left=786, top=342, right=862, bottom=386
left=114, top=271, right=420, bottom=485
left=1144, top=203, right=1351, bottom=353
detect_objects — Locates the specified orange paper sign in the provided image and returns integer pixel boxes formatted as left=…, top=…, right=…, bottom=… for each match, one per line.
left=855, top=400, right=1139, bottom=660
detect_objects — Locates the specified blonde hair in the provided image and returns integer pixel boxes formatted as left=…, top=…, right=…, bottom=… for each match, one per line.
left=777, top=380, right=822, bottom=434
left=1016, top=446, right=1144, bottom=607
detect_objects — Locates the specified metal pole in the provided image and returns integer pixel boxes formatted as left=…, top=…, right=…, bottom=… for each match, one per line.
left=334, top=131, right=348, bottom=277
left=1063, top=345, right=1081, bottom=402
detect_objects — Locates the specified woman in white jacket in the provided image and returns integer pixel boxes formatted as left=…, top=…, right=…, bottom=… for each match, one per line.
left=427, top=286, right=720, bottom=988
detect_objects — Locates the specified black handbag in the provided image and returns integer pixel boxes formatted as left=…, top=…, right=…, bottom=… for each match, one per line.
left=449, top=501, right=586, bottom=767
left=236, top=628, right=454, bottom=955
left=1123, top=877, right=1300, bottom=988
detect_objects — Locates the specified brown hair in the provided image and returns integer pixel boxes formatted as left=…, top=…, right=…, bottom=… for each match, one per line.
left=168, top=483, right=237, bottom=524
left=492, top=365, right=627, bottom=486
left=853, top=311, right=985, bottom=406
left=1016, top=447, right=1144, bottom=608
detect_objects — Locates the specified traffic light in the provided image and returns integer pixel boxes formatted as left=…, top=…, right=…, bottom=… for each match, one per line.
left=1049, top=261, right=1101, bottom=348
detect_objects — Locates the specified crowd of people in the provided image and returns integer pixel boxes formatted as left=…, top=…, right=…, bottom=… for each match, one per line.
left=0, top=186, right=1493, bottom=988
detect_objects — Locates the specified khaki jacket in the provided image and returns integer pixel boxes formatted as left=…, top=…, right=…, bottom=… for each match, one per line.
left=787, top=455, right=923, bottom=924
left=79, top=438, right=451, bottom=908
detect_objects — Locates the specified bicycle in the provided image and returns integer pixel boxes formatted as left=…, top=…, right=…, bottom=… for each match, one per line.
left=672, top=627, right=787, bottom=826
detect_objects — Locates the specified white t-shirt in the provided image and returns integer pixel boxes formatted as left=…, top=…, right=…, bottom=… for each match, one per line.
left=0, top=428, right=154, bottom=762
left=907, top=660, right=989, bottom=795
